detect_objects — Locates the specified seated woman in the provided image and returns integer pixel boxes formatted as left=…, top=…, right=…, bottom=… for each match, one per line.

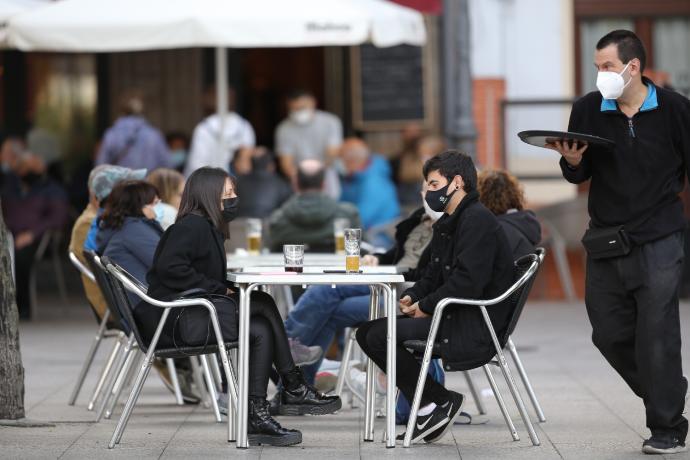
left=146, top=168, right=185, bottom=229
left=96, top=180, right=163, bottom=307
left=143, top=166, right=340, bottom=447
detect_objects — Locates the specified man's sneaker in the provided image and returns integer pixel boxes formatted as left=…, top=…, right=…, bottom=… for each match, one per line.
left=642, top=435, right=687, bottom=455
left=289, top=338, right=323, bottom=366
left=423, top=391, right=465, bottom=443
left=395, top=391, right=465, bottom=444
left=396, top=403, right=451, bottom=444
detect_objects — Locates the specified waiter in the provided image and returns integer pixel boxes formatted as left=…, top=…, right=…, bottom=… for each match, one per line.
left=550, top=30, right=690, bottom=455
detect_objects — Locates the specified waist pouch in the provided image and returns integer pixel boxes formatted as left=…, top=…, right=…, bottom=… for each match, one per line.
left=581, top=226, right=632, bottom=259
left=173, top=291, right=238, bottom=349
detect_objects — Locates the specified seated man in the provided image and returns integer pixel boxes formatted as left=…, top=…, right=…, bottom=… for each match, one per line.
left=477, top=169, right=541, bottom=259
left=356, top=150, right=515, bottom=444
left=339, top=138, right=400, bottom=246
left=1, top=153, right=68, bottom=319
left=268, top=159, right=360, bottom=252
left=283, top=186, right=439, bottom=385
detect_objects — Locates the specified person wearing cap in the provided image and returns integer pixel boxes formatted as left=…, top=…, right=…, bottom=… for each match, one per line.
left=82, top=165, right=147, bottom=252
left=69, top=165, right=145, bottom=318
left=2, top=152, right=69, bottom=319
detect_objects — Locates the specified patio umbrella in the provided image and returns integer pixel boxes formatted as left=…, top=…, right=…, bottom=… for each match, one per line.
left=7, top=0, right=426, bottom=165
left=0, top=0, right=49, bottom=46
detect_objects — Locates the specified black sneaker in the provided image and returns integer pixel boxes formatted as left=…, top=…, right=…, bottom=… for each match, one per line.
left=423, top=391, right=465, bottom=443
left=395, top=400, right=453, bottom=444
left=642, top=435, right=687, bottom=455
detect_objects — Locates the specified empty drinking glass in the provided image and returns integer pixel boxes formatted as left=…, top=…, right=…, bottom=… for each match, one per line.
left=283, top=244, right=305, bottom=273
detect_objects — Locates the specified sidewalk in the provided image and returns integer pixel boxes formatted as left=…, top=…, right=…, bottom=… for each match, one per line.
left=2, top=297, right=690, bottom=459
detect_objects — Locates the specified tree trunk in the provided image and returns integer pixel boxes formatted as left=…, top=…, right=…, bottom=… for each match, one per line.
left=0, top=197, right=25, bottom=420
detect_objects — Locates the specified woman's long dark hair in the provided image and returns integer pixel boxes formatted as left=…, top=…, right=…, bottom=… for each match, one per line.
left=176, top=167, right=233, bottom=237
left=101, top=180, right=158, bottom=229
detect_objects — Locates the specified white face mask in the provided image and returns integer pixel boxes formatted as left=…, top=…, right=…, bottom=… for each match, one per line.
left=423, top=198, right=444, bottom=221
left=596, top=62, right=632, bottom=100
left=290, top=108, right=314, bottom=125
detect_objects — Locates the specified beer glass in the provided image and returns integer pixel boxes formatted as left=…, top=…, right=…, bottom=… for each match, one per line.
left=246, top=218, right=262, bottom=255
left=344, top=228, right=361, bottom=273
left=333, top=218, right=349, bottom=254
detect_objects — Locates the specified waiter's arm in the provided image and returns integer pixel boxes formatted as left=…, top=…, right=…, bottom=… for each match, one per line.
left=548, top=99, right=592, bottom=184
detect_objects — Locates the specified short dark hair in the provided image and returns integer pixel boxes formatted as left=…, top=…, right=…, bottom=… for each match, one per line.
left=422, top=150, right=477, bottom=193
left=101, top=180, right=158, bottom=229
left=297, top=164, right=325, bottom=191
left=177, top=167, right=233, bottom=238
left=596, top=29, right=646, bottom=72
left=287, top=88, right=315, bottom=101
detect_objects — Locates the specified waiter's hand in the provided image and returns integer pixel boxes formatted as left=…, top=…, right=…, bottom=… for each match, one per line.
left=545, top=139, right=588, bottom=167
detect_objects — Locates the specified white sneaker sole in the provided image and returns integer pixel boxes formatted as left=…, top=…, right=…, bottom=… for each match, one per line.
left=642, top=444, right=687, bottom=455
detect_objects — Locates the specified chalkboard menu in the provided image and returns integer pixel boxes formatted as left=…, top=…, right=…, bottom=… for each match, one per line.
left=351, top=44, right=430, bottom=130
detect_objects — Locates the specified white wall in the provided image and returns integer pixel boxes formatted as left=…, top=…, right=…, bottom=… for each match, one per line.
left=469, top=0, right=577, bottom=205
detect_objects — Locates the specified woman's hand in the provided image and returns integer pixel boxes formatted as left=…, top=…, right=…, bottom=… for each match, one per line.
left=362, top=254, right=379, bottom=266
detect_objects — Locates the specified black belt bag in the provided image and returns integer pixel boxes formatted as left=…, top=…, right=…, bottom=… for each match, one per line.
left=581, top=225, right=632, bottom=259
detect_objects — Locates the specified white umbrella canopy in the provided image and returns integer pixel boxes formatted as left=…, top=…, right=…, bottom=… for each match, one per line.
left=0, top=0, right=50, bottom=46
left=7, top=0, right=426, bottom=51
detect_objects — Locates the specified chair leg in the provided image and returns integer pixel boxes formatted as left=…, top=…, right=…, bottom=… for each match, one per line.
left=190, top=356, right=210, bottom=408
left=109, top=353, right=153, bottom=448
left=88, top=336, right=123, bottom=411
left=507, top=338, right=546, bottom=422
left=209, top=354, right=223, bottom=393
left=403, top=342, right=436, bottom=447
left=495, top=350, right=541, bottom=446
left=463, top=370, right=487, bottom=415
left=105, top=348, right=139, bottom=419
left=96, top=338, right=132, bottom=421
left=166, top=358, right=184, bottom=405
left=69, top=312, right=110, bottom=405
left=335, top=328, right=356, bottom=397
left=200, top=354, right=222, bottom=422
left=483, top=364, right=519, bottom=441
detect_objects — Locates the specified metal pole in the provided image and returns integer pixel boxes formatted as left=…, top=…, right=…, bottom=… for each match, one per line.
left=443, top=0, right=477, bottom=156
left=215, top=47, right=228, bottom=168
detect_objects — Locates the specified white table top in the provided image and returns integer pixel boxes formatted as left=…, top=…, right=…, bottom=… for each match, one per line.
left=227, top=271, right=405, bottom=285
left=227, top=253, right=345, bottom=270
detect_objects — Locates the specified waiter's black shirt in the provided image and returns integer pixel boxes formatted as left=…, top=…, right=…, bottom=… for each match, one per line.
left=560, top=77, right=690, bottom=244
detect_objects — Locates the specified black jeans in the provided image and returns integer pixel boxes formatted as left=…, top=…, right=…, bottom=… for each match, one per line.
left=586, top=231, right=688, bottom=441
left=140, top=290, right=295, bottom=400
left=356, top=315, right=449, bottom=406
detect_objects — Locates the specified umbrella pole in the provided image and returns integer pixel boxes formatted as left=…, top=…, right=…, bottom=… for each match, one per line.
left=215, top=47, right=228, bottom=170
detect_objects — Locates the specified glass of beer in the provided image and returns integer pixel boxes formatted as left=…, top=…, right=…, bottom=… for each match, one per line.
left=283, top=244, right=304, bottom=273
left=344, top=228, right=361, bottom=273
left=333, top=218, right=349, bottom=254
left=246, top=218, right=262, bottom=255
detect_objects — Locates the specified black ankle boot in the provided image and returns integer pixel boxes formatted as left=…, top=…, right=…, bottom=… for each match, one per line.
left=279, top=367, right=342, bottom=416
left=248, top=397, right=302, bottom=446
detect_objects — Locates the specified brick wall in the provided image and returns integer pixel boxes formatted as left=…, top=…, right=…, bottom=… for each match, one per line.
left=472, top=78, right=506, bottom=169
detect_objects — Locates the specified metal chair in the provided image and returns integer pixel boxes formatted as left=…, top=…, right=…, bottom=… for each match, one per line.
left=101, top=257, right=239, bottom=449
left=67, top=250, right=127, bottom=406
left=402, top=251, right=545, bottom=447
left=29, top=229, right=69, bottom=317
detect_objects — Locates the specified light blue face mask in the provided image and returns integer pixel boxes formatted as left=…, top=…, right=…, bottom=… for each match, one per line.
left=170, top=149, right=187, bottom=168
left=152, top=202, right=166, bottom=223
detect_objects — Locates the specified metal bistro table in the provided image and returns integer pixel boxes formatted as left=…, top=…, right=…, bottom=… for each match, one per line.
left=227, top=270, right=405, bottom=449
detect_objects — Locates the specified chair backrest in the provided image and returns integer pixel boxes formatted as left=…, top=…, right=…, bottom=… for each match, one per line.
left=68, top=250, right=95, bottom=282
left=100, top=256, right=151, bottom=353
left=499, top=247, right=546, bottom=345
left=82, top=250, right=127, bottom=333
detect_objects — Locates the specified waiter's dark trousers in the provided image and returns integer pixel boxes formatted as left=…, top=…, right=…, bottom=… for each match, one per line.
left=586, top=231, right=688, bottom=440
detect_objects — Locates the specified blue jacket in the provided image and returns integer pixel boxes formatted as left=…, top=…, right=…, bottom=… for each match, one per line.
left=340, top=154, right=400, bottom=229
left=96, top=217, right=163, bottom=306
